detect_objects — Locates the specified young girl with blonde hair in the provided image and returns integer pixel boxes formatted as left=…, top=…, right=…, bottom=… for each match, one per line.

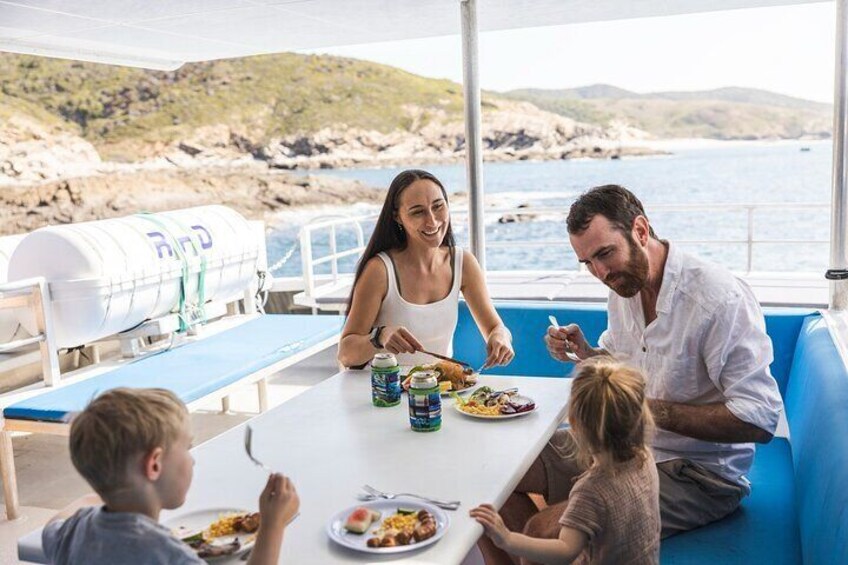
left=471, top=357, right=660, bottom=565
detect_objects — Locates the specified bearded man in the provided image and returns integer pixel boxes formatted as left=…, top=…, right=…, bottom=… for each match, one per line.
left=484, top=185, right=784, bottom=565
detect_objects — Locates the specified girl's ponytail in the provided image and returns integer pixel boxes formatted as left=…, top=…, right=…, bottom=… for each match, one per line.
left=568, top=357, right=653, bottom=469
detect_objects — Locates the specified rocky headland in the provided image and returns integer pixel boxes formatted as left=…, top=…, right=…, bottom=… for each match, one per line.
left=0, top=95, right=660, bottom=235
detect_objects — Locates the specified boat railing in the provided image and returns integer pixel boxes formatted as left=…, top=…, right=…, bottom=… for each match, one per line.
left=298, top=214, right=367, bottom=307
left=292, top=202, right=829, bottom=305
left=480, top=202, right=829, bottom=272
left=0, top=277, right=60, bottom=386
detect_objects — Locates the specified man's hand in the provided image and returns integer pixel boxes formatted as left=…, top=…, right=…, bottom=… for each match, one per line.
left=545, top=324, right=596, bottom=362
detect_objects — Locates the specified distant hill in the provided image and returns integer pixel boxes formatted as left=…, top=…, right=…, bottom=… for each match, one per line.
left=2, top=52, right=658, bottom=182
left=0, top=52, right=474, bottom=160
left=503, top=84, right=831, bottom=140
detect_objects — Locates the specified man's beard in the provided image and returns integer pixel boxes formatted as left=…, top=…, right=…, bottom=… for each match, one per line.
left=604, top=236, right=649, bottom=298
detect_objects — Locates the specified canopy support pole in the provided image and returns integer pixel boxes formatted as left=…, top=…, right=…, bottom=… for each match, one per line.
left=460, top=0, right=486, bottom=269
left=829, top=0, right=848, bottom=309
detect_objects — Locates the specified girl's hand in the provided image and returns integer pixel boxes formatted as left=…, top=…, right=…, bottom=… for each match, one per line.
left=484, top=327, right=514, bottom=369
left=469, top=504, right=512, bottom=550
left=381, top=326, right=423, bottom=355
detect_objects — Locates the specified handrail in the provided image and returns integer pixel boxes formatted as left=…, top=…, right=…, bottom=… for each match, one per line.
left=293, top=202, right=830, bottom=302
left=298, top=215, right=365, bottom=307
left=0, top=276, right=60, bottom=386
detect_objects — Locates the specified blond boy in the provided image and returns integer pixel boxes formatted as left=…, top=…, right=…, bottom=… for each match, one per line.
left=43, top=388, right=299, bottom=565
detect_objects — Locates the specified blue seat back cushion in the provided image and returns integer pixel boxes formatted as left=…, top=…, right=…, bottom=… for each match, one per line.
left=764, top=308, right=814, bottom=396
left=453, top=302, right=607, bottom=377
left=785, top=315, right=848, bottom=564
left=453, top=301, right=811, bottom=384
left=4, top=315, right=344, bottom=422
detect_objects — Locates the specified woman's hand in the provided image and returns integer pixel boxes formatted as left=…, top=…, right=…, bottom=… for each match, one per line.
left=545, top=323, right=594, bottom=362
left=484, top=326, right=514, bottom=368
left=470, top=504, right=513, bottom=550
left=380, top=326, right=424, bottom=355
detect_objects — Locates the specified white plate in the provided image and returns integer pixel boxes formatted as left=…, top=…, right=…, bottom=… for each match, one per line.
left=327, top=499, right=449, bottom=554
left=164, top=508, right=256, bottom=562
left=454, top=395, right=537, bottom=420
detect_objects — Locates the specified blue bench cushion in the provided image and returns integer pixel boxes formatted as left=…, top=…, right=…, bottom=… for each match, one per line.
left=785, top=316, right=848, bottom=564
left=660, top=438, right=801, bottom=564
left=4, top=314, right=343, bottom=423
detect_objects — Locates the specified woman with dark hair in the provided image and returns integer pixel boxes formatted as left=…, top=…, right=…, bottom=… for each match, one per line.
left=337, top=169, right=513, bottom=369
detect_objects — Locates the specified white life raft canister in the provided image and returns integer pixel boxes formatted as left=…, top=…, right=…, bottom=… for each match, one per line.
left=8, top=205, right=259, bottom=348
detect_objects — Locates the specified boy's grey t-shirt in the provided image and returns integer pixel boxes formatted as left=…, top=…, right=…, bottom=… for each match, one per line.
left=43, top=506, right=203, bottom=565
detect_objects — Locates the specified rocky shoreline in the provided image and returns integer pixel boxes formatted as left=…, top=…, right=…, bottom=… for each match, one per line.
left=0, top=165, right=384, bottom=236
left=0, top=99, right=668, bottom=236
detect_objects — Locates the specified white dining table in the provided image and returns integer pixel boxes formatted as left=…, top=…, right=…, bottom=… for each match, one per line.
left=18, top=371, right=572, bottom=564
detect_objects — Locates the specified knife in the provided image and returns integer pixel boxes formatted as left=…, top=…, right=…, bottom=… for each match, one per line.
left=420, top=349, right=474, bottom=369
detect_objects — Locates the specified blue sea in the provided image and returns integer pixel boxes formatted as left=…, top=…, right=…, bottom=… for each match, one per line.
left=266, top=140, right=832, bottom=278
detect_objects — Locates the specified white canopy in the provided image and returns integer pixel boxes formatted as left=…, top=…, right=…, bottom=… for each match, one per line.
left=0, top=0, right=828, bottom=70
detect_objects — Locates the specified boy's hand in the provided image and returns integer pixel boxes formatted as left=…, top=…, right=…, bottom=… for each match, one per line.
left=248, top=474, right=299, bottom=565
left=259, top=473, right=300, bottom=530
left=469, top=504, right=512, bottom=550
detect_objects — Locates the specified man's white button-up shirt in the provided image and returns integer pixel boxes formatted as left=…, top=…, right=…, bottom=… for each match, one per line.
left=599, top=242, right=783, bottom=489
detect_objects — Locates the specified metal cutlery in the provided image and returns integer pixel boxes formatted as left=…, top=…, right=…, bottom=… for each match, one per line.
left=548, top=315, right=581, bottom=363
left=419, top=349, right=474, bottom=369
left=244, top=425, right=273, bottom=473
left=361, top=484, right=461, bottom=510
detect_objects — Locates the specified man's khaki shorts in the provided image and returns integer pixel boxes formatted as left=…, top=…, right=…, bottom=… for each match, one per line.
left=539, top=429, right=746, bottom=538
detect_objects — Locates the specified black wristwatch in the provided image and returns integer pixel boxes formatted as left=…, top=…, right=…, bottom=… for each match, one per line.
left=369, top=326, right=385, bottom=349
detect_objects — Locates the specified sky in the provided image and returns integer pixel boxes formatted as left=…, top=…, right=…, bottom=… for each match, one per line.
left=308, top=2, right=836, bottom=103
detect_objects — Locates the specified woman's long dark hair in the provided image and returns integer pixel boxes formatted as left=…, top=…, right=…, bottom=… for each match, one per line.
left=346, top=169, right=455, bottom=314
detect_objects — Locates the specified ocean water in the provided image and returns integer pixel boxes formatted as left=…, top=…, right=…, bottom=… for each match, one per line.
left=267, top=139, right=832, bottom=278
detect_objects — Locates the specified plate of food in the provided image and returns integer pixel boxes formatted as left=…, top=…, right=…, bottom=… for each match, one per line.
left=167, top=508, right=259, bottom=561
left=454, top=386, right=536, bottom=419
left=401, top=361, right=478, bottom=396
left=327, top=500, right=449, bottom=554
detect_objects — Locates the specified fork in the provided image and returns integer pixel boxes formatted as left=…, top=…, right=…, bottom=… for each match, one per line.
left=244, top=425, right=273, bottom=473
left=362, top=484, right=461, bottom=510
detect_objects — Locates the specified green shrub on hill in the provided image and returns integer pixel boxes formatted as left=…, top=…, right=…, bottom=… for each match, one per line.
left=0, top=52, right=468, bottom=153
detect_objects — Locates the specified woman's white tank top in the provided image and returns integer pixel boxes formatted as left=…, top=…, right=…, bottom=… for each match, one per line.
left=374, top=248, right=463, bottom=367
